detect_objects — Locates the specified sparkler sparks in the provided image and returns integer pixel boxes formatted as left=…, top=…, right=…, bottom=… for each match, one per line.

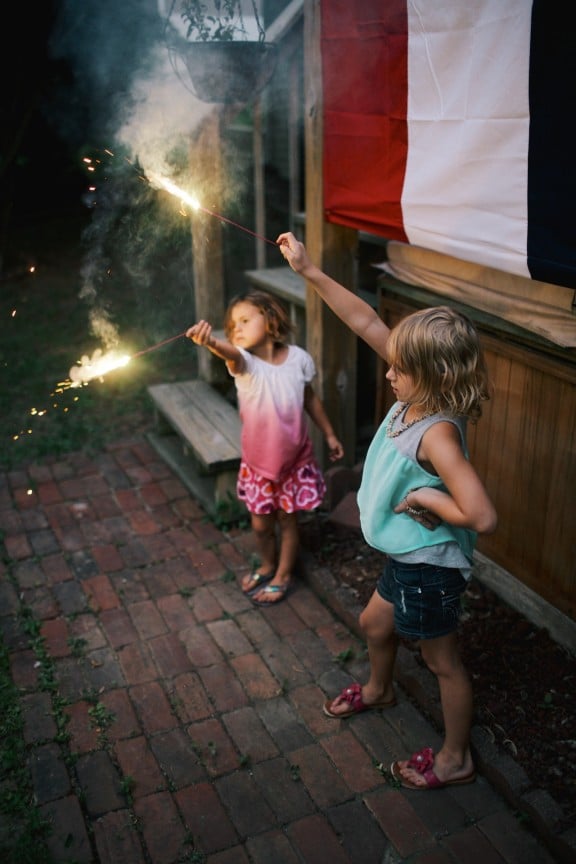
left=84, top=148, right=280, bottom=247
left=67, top=348, right=132, bottom=388
left=63, top=330, right=188, bottom=390
left=9, top=329, right=188, bottom=447
left=146, top=171, right=279, bottom=247
left=147, top=172, right=201, bottom=212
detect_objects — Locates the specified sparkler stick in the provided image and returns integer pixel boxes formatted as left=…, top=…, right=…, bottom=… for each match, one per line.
left=194, top=201, right=279, bottom=247
left=131, top=330, right=188, bottom=357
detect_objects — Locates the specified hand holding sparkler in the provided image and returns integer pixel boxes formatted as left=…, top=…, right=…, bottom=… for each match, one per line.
left=276, top=232, right=313, bottom=275
left=186, top=320, right=241, bottom=368
left=186, top=320, right=215, bottom=348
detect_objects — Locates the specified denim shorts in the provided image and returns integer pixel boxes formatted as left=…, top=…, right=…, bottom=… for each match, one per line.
left=376, top=558, right=467, bottom=639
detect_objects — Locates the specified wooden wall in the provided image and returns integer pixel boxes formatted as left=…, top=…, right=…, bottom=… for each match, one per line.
left=301, top=0, right=575, bottom=620
left=378, top=285, right=576, bottom=621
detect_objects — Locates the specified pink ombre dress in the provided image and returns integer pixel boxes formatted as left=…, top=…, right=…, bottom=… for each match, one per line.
left=230, top=345, right=326, bottom=515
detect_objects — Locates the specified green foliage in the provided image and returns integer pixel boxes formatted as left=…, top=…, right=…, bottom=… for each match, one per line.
left=289, top=763, right=300, bottom=781
left=88, top=702, right=116, bottom=731
left=120, top=774, right=135, bottom=805
left=208, top=492, right=250, bottom=531
left=179, top=0, right=264, bottom=42
left=335, top=647, right=355, bottom=666
left=183, top=851, right=207, bottom=864
left=67, top=636, right=88, bottom=658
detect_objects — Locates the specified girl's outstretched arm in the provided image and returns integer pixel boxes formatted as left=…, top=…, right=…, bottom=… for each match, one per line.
left=277, top=232, right=391, bottom=360
left=186, top=320, right=244, bottom=374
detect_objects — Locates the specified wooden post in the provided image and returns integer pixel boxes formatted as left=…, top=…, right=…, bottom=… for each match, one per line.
left=253, top=97, right=266, bottom=269
left=288, top=49, right=301, bottom=235
left=188, top=111, right=228, bottom=388
left=303, top=0, right=358, bottom=468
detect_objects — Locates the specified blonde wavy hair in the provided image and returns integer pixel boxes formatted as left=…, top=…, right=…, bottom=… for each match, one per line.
left=224, top=290, right=294, bottom=344
left=386, top=306, right=491, bottom=421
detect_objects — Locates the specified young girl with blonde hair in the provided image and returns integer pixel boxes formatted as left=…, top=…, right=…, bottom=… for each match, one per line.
left=277, top=232, right=497, bottom=791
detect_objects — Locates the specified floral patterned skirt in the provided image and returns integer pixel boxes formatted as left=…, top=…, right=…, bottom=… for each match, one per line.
left=236, top=459, right=326, bottom=515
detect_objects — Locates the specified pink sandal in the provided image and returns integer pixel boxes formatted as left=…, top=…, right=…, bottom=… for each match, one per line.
left=390, top=747, right=476, bottom=790
left=323, top=682, right=397, bottom=718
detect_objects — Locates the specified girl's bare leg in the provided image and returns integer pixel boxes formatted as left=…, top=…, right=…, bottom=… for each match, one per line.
left=241, top=512, right=277, bottom=592
left=251, top=511, right=298, bottom=603
left=326, top=590, right=398, bottom=715
left=396, top=632, right=475, bottom=786
left=274, top=510, right=299, bottom=585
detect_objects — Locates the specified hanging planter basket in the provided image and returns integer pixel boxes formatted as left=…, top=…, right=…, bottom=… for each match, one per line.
left=179, top=40, right=277, bottom=103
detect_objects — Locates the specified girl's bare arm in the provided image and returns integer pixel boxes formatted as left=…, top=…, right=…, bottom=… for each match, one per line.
left=277, top=232, right=391, bottom=360
left=186, top=320, right=244, bottom=374
left=303, top=385, right=344, bottom=462
left=397, top=422, right=497, bottom=535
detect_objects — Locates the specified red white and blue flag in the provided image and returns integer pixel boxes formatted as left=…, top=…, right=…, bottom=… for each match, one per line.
left=321, top=0, right=576, bottom=289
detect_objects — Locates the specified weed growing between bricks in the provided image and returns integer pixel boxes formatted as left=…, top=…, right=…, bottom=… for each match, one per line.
left=0, top=612, right=56, bottom=862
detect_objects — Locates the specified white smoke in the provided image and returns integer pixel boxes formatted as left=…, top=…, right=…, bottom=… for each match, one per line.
left=47, top=0, right=217, bottom=368
left=115, top=42, right=211, bottom=180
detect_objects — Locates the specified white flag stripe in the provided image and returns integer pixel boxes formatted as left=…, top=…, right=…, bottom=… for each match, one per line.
left=402, top=0, right=533, bottom=276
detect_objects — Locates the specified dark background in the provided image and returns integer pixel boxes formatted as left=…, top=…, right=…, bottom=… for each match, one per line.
left=0, top=0, right=163, bottom=270
left=1, top=3, right=83, bottom=267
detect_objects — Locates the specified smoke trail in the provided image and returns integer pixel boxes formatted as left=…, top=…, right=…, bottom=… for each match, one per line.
left=47, top=0, right=223, bottom=363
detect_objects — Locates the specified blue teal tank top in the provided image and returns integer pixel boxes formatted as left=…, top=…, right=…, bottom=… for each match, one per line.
left=357, top=402, right=476, bottom=565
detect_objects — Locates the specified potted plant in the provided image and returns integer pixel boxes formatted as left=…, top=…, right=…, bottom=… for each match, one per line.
left=167, top=0, right=277, bottom=103
left=180, top=0, right=262, bottom=43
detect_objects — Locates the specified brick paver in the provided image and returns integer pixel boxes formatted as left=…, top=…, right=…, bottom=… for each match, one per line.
left=0, top=437, right=569, bottom=864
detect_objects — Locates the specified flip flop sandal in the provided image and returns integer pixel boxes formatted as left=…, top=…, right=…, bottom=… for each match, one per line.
left=242, top=570, right=274, bottom=596
left=251, top=582, right=292, bottom=606
left=323, top=682, right=397, bottom=718
left=390, top=746, right=476, bottom=790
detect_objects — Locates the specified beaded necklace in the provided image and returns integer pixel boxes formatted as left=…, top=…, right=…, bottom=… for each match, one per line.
left=386, top=403, right=434, bottom=438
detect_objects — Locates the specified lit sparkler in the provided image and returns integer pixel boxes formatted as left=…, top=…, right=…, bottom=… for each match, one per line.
left=63, top=330, right=189, bottom=390
left=66, top=348, right=132, bottom=388
left=147, top=171, right=279, bottom=247
left=10, top=331, right=188, bottom=446
left=147, top=172, right=201, bottom=212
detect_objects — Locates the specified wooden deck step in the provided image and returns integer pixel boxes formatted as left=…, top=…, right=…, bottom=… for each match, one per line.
left=147, top=379, right=242, bottom=515
left=244, top=267, right=306, bottom=307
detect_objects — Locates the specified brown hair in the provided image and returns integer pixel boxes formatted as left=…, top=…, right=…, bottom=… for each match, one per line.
left=224, top=290, right=294, bottom=344
left=386, top=306, right=491, bottom=420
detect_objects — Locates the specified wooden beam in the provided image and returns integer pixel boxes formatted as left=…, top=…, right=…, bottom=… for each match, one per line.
left=189, top=112, right=228, bottom=387
left=253, top=98, right=266, bottom=269
left=303, top=0, right=358, bottom=468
